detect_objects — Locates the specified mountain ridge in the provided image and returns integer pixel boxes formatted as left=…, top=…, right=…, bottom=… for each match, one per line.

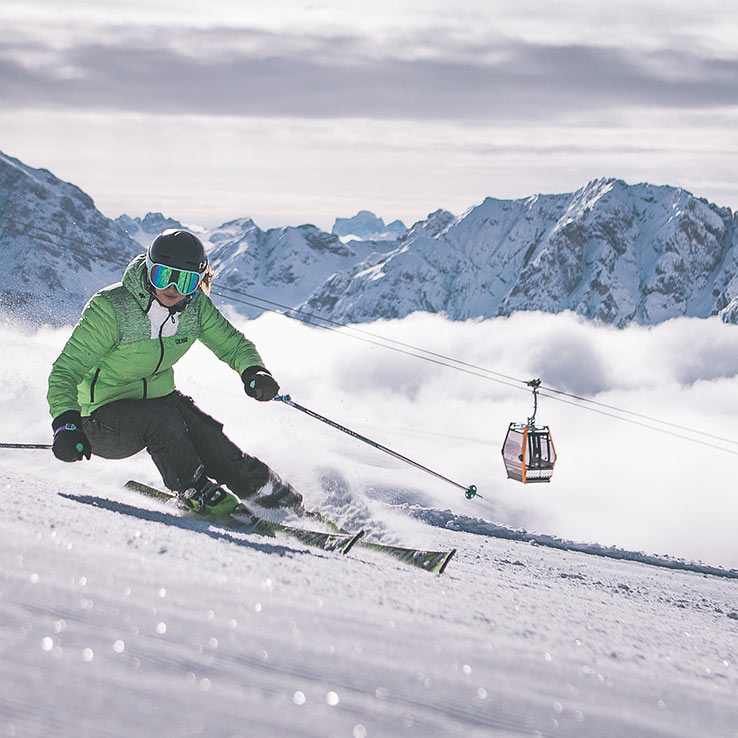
left=2, top=148, right=737, bottom=328
left=301, top=178, right=738, bottom=327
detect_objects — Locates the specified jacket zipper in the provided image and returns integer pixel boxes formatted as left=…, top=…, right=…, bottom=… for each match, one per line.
left=90, top=367, right=101, bottom=404
left=152, top=319, right=167, bottom=376
left=144, top=313, right=173, bottom=397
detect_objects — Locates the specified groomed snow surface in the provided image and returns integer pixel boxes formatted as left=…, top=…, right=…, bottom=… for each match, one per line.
left=2, top=311, right=738, bottom=737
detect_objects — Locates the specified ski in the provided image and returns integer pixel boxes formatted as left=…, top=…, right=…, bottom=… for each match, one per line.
left=299, top=507, right=455, bottom=573
left=272, top=507, right=455, bottom=573
left=124, top=480, right=455, bottom=573
left=262, top=505, right=454, bottom=572
left=228, top=508, right=364, bottom=554
left=123, top=480, right=364, bottom=555
left=357, top=540, right=456, bottom=574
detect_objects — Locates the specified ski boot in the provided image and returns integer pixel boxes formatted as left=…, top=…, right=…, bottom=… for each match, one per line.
left=253, top=475, right=304, bottom=511
left=180, top=476, right=240, bottom=517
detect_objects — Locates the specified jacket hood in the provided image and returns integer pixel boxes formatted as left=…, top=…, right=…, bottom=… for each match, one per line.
left=121, top=255, right=153, bottom=311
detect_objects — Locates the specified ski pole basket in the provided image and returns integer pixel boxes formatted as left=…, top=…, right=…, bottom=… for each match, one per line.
left=501, top=379, right=557, bottom=484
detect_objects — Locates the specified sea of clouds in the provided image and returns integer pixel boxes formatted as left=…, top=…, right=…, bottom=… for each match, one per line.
left=3, top=309, right=738, bottom=569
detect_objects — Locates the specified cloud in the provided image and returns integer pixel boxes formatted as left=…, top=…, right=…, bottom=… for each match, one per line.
left=3, top=25, right=738, bottom=122
left=7, top=309, right=738, bottom=571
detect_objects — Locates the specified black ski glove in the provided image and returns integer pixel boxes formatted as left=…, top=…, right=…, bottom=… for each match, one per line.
left=52, top=410, right=92, bottom=462
left=242, top=366, right=279, bottom=402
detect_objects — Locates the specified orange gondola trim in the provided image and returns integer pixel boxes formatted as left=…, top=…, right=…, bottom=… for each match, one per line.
left=521, top=426, right=528, bottom=483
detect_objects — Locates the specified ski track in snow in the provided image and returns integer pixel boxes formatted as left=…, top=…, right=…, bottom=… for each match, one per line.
left=2, top=467, right=738, bottom=738
left=387, top=504, right=738, bottom=581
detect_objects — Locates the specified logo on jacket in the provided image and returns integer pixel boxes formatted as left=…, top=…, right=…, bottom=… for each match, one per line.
left=175, top=337, right=189, bottom=345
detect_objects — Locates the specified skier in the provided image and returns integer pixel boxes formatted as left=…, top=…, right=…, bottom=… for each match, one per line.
left=47, top=229, right=303, bottom=516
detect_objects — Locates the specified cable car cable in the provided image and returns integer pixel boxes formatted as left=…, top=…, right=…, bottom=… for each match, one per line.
left=537, top=382, right=738, bottom=446
left=215, top=283, right=525, bottom=385
left=536, top=389, right=738, bottom=456
left=211, top=290, right=530, bottom=394
left=218, top=286, right=738, bottom=450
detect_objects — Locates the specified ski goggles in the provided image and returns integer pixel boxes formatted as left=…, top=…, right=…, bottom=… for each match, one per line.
left=146, top=256, right=204, bottom=295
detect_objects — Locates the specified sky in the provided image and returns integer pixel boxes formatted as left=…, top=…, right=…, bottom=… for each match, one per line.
left=7, top=310, right=738, bottom=570
left=2, top=0, right=738, bottom=230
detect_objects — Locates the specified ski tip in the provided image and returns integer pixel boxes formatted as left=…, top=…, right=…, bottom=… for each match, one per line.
left=438, top=548, right=457, bottom=575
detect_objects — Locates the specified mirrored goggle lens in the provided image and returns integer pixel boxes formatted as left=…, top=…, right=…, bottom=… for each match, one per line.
left=148, top=263, right=202, bottom=295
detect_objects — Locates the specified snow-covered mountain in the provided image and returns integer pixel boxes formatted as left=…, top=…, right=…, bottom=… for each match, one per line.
left=304, top=179, right=738, bottom=327
left=114, top=212, right=185, bottom=247
left=332, top=210, right=407, bottom=242
left=0, top=151, right=141, bottom=325
left=203, top=218, right=399, bottom=318
left=3, top=147, right=738, bottom=330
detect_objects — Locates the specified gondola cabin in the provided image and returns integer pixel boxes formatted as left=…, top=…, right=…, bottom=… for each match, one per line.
left=501, top=422, right=556, bottom=483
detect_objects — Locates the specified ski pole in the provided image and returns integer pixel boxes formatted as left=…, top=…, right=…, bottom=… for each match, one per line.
left=274, top=394, right=479, bottom=499
left=0, top=442, right=52, bottom=449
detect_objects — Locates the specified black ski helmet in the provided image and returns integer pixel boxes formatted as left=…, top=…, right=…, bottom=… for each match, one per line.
left=148, top=229, right=208, bottom=273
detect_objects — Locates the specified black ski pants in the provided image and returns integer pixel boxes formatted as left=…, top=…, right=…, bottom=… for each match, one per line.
left=80, top=391, right=294, bottom=503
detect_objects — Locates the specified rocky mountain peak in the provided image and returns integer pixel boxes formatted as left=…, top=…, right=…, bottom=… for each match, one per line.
left=333, top=211, right=407, bottom=241
left=301, top=180, right=738, bottom=326
left=115, top=212, right=186, bottom=247
left=0, top=150, right=140, bottom=325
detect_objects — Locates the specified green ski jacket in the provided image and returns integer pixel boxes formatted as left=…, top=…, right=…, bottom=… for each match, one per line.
left=47, top=255, right=265, bottom=419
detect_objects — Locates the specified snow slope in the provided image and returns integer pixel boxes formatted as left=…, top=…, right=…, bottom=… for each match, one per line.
left=2, top=313, right=738, bottom=737
left=3, top=465, right=738, bottom=738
